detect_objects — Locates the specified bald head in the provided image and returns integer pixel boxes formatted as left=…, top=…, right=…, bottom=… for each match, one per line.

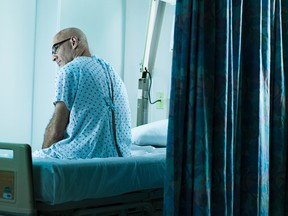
left=54, top=28, right=88, bottom=45
left=52, top=27, right=91, bottom=66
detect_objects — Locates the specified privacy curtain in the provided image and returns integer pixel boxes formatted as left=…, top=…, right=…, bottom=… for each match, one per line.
left=164, top=0, right=288, bottom=215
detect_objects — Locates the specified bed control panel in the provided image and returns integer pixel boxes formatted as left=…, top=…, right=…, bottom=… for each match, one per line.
left=0, top=171, right=14, bottom=200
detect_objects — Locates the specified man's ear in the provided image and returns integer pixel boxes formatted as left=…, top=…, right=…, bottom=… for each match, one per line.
left=70, top=36, right=79, bottom=49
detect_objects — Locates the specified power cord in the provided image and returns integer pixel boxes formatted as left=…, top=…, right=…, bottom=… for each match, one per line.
left=142, top=67, right=161, bottom=105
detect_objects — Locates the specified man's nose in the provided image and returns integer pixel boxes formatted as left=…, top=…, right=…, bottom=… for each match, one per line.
left=52, top=54, right=57, bottom=62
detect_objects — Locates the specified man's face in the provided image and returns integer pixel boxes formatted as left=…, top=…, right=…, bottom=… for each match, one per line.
left=51, top=36, right=74, bottom=67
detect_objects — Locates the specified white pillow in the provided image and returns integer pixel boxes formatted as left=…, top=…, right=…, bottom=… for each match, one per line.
left=131, top=119, right=168, bottom=147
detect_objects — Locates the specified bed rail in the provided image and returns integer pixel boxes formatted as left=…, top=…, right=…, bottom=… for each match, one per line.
left=0, top=142, right=35, bottom=216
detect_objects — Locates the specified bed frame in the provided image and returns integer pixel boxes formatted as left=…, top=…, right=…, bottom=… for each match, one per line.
left=0, top=143, right=163, bottom=216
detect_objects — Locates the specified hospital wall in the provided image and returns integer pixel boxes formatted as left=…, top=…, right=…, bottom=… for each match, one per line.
left=0, top=0, right=174, bottom=151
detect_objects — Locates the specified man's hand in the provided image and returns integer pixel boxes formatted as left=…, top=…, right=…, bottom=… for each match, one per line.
left=42, top=102, right=70, bottom=149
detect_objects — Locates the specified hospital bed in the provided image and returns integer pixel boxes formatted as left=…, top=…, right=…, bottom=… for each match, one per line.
left=0, top=119, right=168, bottom=216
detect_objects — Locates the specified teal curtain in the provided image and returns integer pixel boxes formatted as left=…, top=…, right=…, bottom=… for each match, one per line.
left=164, top=0, right=288, bottom=215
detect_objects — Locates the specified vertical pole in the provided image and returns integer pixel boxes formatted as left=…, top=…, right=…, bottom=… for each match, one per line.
left=136, top=0, right=166, bottom=126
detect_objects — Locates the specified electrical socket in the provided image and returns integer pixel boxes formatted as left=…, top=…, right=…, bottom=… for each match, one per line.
left=156, top=92, right=164, bottom=109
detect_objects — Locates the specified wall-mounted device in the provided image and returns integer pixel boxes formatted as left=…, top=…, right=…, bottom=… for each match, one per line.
left=137, top=0, right=173, bottom=126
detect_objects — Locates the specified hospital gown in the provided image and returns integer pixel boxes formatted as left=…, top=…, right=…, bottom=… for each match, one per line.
left=33, top=56, right=132, bottom=159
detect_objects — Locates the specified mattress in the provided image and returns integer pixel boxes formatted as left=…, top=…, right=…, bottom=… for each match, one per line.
left=32, top=145, right=166, bottom=205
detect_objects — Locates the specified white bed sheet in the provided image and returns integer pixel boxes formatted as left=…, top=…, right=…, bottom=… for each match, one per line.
left=32, top=145, right=166, bottom=205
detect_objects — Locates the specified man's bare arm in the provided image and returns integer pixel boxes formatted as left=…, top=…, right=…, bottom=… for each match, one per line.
left=42, top=102, right=70, bottom=149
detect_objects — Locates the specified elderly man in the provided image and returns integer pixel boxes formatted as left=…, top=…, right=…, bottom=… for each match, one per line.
left=33, top=27, right=132, bottom=159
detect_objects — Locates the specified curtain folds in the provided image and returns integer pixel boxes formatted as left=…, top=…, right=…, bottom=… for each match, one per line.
left=164, top=0, right=288, bottom=215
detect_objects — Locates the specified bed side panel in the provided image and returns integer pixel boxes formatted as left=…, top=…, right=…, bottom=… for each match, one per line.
left=0, top=142, right=35, bottom=215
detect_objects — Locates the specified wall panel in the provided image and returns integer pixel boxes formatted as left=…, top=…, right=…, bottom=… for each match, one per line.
left=0, top=0, right=36, bottom=144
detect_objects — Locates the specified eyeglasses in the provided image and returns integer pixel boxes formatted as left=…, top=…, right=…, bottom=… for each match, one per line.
left=52, top=38, right=70, bottom=54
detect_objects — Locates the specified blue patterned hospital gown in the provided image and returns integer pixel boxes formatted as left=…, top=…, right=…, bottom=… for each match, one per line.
left=33, top=56, right=132, bottom=159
